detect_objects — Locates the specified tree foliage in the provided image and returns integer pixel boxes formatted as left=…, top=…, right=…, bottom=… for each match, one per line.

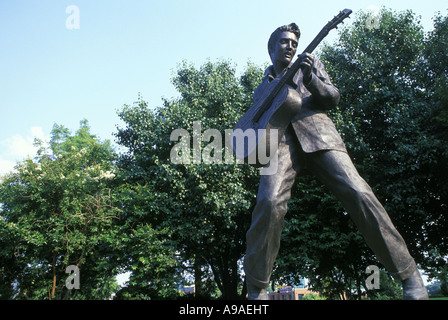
left=0, top=120, right=121, bottom=299
left=321, top=8, right=448, bottom=264
left=114, top=60, right=264, bottom=299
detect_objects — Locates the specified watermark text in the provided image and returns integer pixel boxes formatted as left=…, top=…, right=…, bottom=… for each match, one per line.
left=365, top=265, right=380, bottom=290
left=65, top=265, right=80, bottom=290
left=170, top=121, right=279, bottom=175
left=66, top=5, right=80, bottom=30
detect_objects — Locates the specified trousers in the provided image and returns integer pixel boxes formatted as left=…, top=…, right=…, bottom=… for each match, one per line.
left=244, top=126, right=418, bottom=289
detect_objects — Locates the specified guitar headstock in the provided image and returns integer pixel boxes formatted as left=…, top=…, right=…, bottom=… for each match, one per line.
left=300, top=9, right=353, bottom=55
left=326, top=9, right=352, bottom=32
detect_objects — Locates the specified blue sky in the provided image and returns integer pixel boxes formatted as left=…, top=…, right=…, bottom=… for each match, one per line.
left=0, top=0, right=446, bottom=176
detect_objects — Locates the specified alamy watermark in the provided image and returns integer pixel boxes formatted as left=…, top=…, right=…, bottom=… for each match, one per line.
left=365, top=6, right=380, bottom=30
left=170, top=121, right=279, bottom=175
left=65, top=5, right=80, bottom=30
left=365, top=265, right=380, bottom=290
left=65, top=265, right=80, bottom=290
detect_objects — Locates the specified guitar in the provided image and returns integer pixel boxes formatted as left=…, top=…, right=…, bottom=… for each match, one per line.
left=229, top=9, right=352, bottom=166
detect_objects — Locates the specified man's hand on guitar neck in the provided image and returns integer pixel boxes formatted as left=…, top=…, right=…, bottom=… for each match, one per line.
left=298, top=52, right=315, bottom=84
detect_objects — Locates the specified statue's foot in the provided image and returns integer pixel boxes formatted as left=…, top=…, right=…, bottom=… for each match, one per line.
left=247, top=283, right=269, bottom=300
left=402, top=271, right=429, bottom=300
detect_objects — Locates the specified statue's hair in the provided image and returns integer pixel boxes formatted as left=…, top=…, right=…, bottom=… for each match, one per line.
left=267, top=23, right=301, bottom=56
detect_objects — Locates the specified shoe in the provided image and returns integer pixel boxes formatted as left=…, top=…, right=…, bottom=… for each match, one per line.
left=402, top=271, right=429, bottom=300
left=247, top=283, right=269, bottom=300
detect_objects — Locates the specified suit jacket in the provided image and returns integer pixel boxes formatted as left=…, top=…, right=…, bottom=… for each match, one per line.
left=253, top=58, right=347, bottom=154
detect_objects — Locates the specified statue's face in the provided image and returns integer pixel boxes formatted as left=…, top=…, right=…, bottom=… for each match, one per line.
left=271, top=31, right=298, bottom=68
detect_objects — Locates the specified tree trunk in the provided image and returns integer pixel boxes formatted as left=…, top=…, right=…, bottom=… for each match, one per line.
left=50, top=253, right=56, bottom=300
left=194, top=257, right=203, bottom=298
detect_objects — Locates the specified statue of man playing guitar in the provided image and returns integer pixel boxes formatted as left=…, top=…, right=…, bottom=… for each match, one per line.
left=244, top=22, right=428, bottom=301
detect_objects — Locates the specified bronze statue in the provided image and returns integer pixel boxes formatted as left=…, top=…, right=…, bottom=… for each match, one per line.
left=243, top=23, right=429, bottom=300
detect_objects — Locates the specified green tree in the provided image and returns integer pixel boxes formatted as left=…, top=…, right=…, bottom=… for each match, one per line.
left=367, top=270, right=402, bottom=300
left=320, top=7, right=448, bottom=265
left=302, top=293, right=326, bottom=300
left=420, top=11, right=448, bottom=263
left=424, top=249, right=448, bottom=297
left=115, top=60, right=264, bottom=299
left=111, top=220, right=181, bottom=300
left=0, top=120, right=121, bottom=299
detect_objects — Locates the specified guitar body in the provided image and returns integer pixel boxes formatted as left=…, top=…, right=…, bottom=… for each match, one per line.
left=230, top=83, right=302, bottom=166
left=228, top=9, right=352, bottom=167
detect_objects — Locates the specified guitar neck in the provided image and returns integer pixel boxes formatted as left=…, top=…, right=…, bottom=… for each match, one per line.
left=284, top=28, right=329, bottom=81
left=303, top=28, right=330, bottom=54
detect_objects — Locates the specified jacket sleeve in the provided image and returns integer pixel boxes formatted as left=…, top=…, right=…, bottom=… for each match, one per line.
left=303, top=58, right=340, bottom=110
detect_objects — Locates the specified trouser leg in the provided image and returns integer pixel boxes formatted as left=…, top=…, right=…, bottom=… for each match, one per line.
left=244, top=127, right=302, bottom=289
left=307, top=150, right=417, bottom=281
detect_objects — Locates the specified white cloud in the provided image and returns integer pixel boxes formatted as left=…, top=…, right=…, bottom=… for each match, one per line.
left=0, top=127, right=48, bottom=177
left=3, top=134, right=36, bottom=159
left=0, top=158, right=16, bottom=177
